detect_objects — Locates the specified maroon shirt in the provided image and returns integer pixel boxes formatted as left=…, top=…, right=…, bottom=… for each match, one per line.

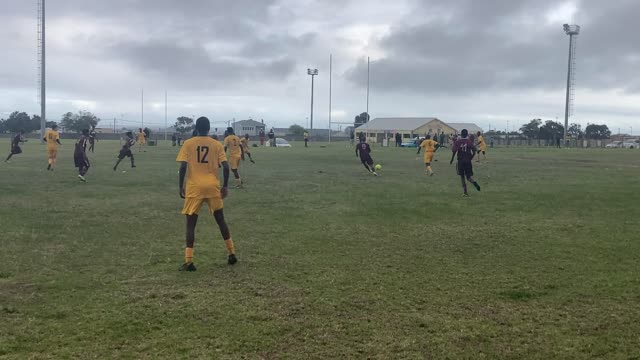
left=356, top=142, right=372, bottom=160
left=452, top=137, right=476, bottom=162
left=75, top=135, right=89, bottom=156
left=12, top=134, right=23, bottom=147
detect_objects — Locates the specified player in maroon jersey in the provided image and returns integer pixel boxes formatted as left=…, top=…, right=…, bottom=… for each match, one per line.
left=74, top=129, right=91, bottom=182
left=450, top=129, right=481, bottom=197
left=355, top=138, right=378, bottom=176
left=5, top=130, right=26, bottom=162
left=113, top=131, right=137, bottom=171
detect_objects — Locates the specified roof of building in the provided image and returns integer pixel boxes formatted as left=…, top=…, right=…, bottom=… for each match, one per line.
left=357, top=117, right=438, bottom=131
left=448, top=123, right=483, bottom=133
left=232, top=119, right=264, bottom=127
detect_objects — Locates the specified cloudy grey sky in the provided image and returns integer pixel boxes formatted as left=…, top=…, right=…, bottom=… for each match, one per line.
left=1, top=0, right=638, bottom=133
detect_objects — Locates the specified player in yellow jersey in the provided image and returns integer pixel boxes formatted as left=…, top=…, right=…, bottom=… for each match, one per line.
left=177, top=117, right=237, bottom=271
left=137, top=128, right=146, bottom=152
left=416, top=134, right=439, bottom=176
left=475, top=131, right=487, bottom=162
left=44, top=124, right=62, bottom=171
left=241, top=134, right=256, bottom=164
left=223, top=127, right=245, bottom=188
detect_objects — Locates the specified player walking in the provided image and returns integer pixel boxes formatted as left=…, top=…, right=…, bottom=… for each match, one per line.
left=44, top=124, right=62, bottom=171
left=137, top=128, right=146, bottom=152
left=113, top=132, right=137, bottom=171
left=241, top=134, right=256, bottom=163
left=475, top=131, right=487, bottom=162
left=5, top=130, right=26, bottom=162
left=416, top=134, right=438, bottom=176
left=177, top=117, right=237, bottom=271
left=74, top=129, right=91, bottom=182
left=88, top=126, right=98, bottom=153
left=355, top=138, right=378, bottom=176
left=223, top=127, right=245, bottom=188
left=304, top=131, right=309, bottom=147
left=450, top=129, right=481, bottom=197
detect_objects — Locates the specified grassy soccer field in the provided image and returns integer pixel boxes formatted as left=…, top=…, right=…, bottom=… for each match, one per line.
left=1, top=138, right=639, bottom=359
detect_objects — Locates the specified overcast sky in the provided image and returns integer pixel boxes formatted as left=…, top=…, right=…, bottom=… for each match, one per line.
left=1, top=0, right=638, bottom=133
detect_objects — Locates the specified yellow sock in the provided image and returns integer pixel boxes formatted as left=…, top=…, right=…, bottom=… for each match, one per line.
left=185, top=247, right=193, bottom=264
left=48, top=159, right=52, bottom=165
left=224, top=239, right=235, bottom=255
left=427, top=166, right=432, bottom=172
left=236, top=178, right=242, bottom=186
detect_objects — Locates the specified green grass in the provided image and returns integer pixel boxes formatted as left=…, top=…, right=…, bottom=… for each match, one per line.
left=1, top=139, right=639, bottom=359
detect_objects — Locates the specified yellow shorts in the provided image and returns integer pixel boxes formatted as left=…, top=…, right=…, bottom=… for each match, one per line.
left=424, top=152, right=434, bottom=164
left=229, top=156, right=241, bottom=170
left=479, top=147, right=487, bottom=153
left=47, top=149, right=58, bottom=159
left=181, top=197, right=223, bottom=215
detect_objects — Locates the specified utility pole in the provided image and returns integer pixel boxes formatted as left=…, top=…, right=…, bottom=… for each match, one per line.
left=307, top=68, right=318, bottom=129
left=38, top=0, right=46, bottom=143
left=563, top=24, right=581, bottom=147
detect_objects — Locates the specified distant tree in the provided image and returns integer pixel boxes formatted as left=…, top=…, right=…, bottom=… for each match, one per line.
left=60, top=111, right=100, bottom=133
left=288, top=124, right=305, bottom=136
left=0, top=119, right=5, bottom=133
left=538, top=120, right=564, bottom=141
left=354, top=112, right=370, bottom=128
left=174, top=116, right=194, bottom=135
left=4, top=111, right=37, bottom=133
left=143, top=127, right=151, bottom=138
left=567, top=123, right=584, bottom=139
left=45, top=121, right=57, bottom=128
left=585, top=124, right=611, bottom=139
left=519, top=119, right=542, bottom=139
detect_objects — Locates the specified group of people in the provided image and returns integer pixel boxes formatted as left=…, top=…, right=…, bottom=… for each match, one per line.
left=356, top=129, right=487, bottom=197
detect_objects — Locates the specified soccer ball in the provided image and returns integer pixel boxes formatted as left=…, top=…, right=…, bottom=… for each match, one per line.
left=375, top=164, right=382, bottom=171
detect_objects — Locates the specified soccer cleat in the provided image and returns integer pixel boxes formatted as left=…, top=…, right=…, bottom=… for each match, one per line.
left=473, top=182, right=481, bottom=191
left=227, top=254, right=238, bottom=265
left=78, top=175, right=86, bottom=182
left=179, top=262, right=197, bottom=272
left=131, top=165, right=136, bottom=168
left=47, top=164, right=51, bottom=171
left=462, top=193, right=470, bottom=198
left=372, top=171, right=378, bottom=176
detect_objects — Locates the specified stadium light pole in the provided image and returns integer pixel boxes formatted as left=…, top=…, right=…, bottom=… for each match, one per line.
left=563, top=24, right=580, bottom=146
left=38, top=0, right=46, bottom=143
left=307, top=68, right=318, bottom=129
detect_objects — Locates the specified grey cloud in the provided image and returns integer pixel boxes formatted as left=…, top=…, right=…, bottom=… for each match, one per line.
left=347, top=0, right=640, bottom=95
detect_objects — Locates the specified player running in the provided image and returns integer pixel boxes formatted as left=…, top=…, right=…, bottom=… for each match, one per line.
left=223, top=127, right=245, bottom=188
left=5, top=130, right=26, bottom=163
left=74, top=129, right=91, bottom=182
left=88, top=126, right=98, bottom=153
left=241, top=134, right=256, bottom=164
left=44, top=124, right=62, bottom=171
left=355, top=138, right=378, bottom=176
left=113, top=132, right=137, bottom=171
left=416, top=134, right=439, bottom=176
left=137, top=128, right=146, bottom=152
left=475, top=131, right=487, bottom=162
left=450, top=129, right=481, bottom=197
left=177, top=116, right=237, bottom=271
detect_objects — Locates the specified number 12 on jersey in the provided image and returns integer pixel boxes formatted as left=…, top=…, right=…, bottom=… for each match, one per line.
left=196, top=146, right=209, bottom=163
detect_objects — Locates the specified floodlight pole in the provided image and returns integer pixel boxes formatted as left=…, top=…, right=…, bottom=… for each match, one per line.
left=39, top=0, right=46, bottom=142
left=307, top=68, right=318, bottom=129
left=563, top=24, right=580, bottom=146
left=329, top=54, right=332, bottom=143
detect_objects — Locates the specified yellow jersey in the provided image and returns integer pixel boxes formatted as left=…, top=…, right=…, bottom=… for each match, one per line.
left=240, top=137, right=250, bottom=151
left=176, top=136, right=227, bottom=199
left=477, top=135, right=486, bottom=150
left=420, top=139, right=438, bottom=152
left=224, top=135, right=242, bottom=158
left=137, top=132, right=146, bottom=143
left=45, top=130, right=60, bottom=150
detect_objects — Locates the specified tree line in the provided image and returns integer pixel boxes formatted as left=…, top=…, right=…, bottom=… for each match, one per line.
left=518, top=119, right=611, bottom=140
left=0, top=110, right=101, bottom=134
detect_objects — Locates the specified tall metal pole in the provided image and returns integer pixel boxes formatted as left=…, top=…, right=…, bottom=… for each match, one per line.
left=329, top=54, right=332, bottom=143
left=563, top=34, right=573, bottom=144
left=164, top=90, right=167, bottom=142
left=366, top=56, right=370, bottom=117
left=141, top=88, right=144, bottom=128
left=310, top=74, right=315, bottom=130
left=40, top=0, right=46, bottom=143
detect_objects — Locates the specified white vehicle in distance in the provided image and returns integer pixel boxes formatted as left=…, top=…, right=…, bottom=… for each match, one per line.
left=621, top=141, right=639, bottom=149
left=275, top=138, right=292, bottom=148
left=605, top=141, right=622, bottom=148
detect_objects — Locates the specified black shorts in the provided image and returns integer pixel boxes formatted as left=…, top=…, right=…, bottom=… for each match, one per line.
left=456, top=160, right=473, bottom=177
left=10, top=146, right=22, bottom=155
left=118, top=149, right=132, bottom=159
left=74, top=154, right=90, bottom=168
left=361, top=156, right=373, bottom=166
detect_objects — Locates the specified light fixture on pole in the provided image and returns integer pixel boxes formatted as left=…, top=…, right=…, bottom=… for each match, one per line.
left=307, top=68, right=318, bottom=129
left=563, top=24, right=580, bottom=146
